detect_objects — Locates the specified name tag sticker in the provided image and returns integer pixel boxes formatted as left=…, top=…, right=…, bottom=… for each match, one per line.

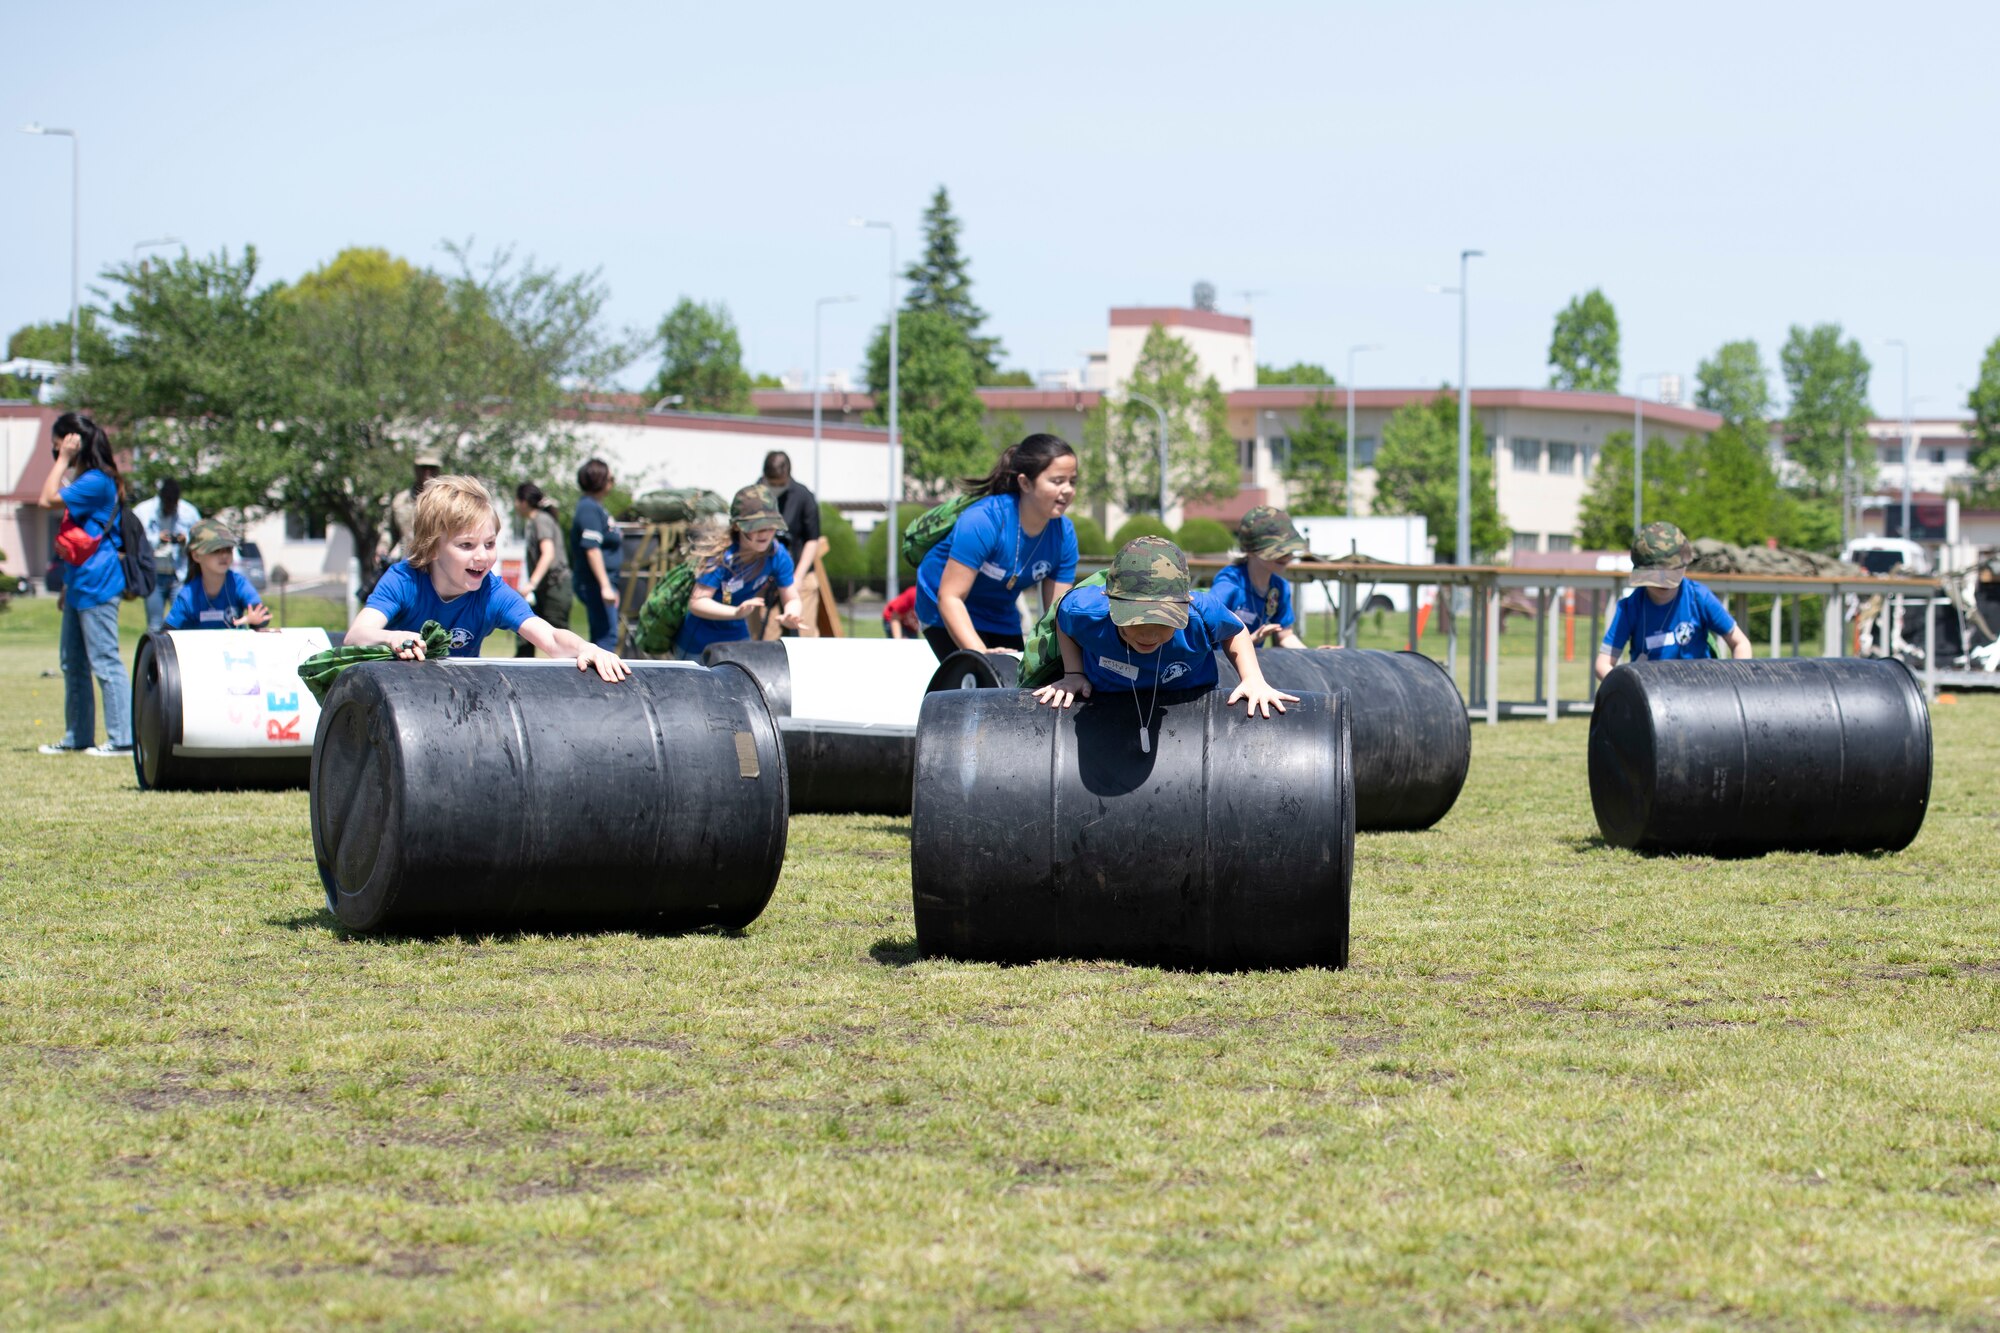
left=978, top=561, right=1007, bottom=581
left=1098, top=655, right=1139, bottom=680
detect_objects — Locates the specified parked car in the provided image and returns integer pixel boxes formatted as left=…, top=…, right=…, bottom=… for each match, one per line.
left=1841, top=537, right=1929, bottom=575
left=238, top=541, right=268, bottom=590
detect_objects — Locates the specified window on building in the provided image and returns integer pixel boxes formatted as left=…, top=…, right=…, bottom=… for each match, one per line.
left=1484, top=434, right=1496, bottom=459
left=1355, top=436, right=1378, bottom=467
left=1512, top=531, right=1540, bottom=553
left=284, top=507, right=327, bottom=542
left=1268, top=435, right=1290, bottom=468
left=1511, top=438, right=1542, bottom=472
left=1879, top=443, right=1903, bottom=465
left=1238, top=438, right=1256, bottom=470
left=1581, top=444, right=1597, bottom=477
left=1546, top=534, right=1575, bottom=552
left=1547, top=441, right=1578, bottom=475
left=1930, top=447, right=1948, bottom=465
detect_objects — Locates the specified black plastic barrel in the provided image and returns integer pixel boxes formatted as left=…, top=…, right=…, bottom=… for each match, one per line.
left=925, top=649, right=1020, bottom=693
left=912, top=687, right=1353, bottom=970
left=1588, top=658, right=1932, bottom=855
left=702, top=639, right=938, bottom=815
left=1209, top=648, right=1469, bottom=831
left=132, top=629, right=334, bottom=791
left=311, top=660, right=788, bottom=932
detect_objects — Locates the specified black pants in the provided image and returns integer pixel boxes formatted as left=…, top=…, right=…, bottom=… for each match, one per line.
left=923, top=625, right=1025, bottom=662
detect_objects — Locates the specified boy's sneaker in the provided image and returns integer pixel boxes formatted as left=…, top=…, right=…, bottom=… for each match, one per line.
left=86, top=744, right=135, bottom=758
left=38, top=743, right=84, bottom=755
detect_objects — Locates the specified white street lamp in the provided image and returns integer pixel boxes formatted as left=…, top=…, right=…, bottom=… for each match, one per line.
left=132, top=235, right=179, bottom=263
left=21, top=123, right=80, bottom=365
left=1428, top=252, right=1482, bottom=565
left=812, top=294, right=858, bottom=495
left=1886, top=339, right=1911, bottom=542
left=852, top=219, right=900, bottom=596
left=1345, top=343, right=1382, bottom=519
left=1632, top=372, right=1668, bottom=537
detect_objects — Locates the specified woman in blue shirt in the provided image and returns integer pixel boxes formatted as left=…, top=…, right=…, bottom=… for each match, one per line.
left=674, top=484, right=803, bottom=658
left=347, top=474, right=629, bottom=680
left=38, top=413, right=133, bottom=757
left=1208, top=505, right=1315, bottom=650
left=568, top=457, right=624, bottom=651
left=916, top=434, right=1080, bottom=661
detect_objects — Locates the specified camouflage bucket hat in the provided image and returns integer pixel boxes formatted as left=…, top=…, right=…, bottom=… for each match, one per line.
left=1236, top=505, right=1309, bottom=560
left=730, top=484, right=788, bottom=533
left=187, top=518, right=237, bottom=555
left=1106, top=535, right=1193, bottom=630
left=1629, top=521, right=1693, bottom=590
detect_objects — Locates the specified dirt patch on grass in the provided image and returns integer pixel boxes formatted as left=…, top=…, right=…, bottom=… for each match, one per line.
left=561, top=1033, right=693, bottom=1054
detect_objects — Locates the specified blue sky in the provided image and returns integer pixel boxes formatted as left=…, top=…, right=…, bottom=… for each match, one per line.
left=4, top=0, right=1996, bottom=415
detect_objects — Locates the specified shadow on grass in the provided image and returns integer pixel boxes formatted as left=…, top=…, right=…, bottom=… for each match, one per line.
left=862, top=820, right=913, bottom=841
left=263, top=910, right=751, bottom=945
left=1566, top=835, right=1612, bottom=853
left=1564, top=836, right=1902, bottom=862
left=869, top=935, right=923, bottom=968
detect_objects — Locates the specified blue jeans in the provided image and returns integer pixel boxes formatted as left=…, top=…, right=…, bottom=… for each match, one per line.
left=144, top=570, right=179, bottom=633
left=61, top=599, right=132, bottom=749
left=575, top=580, right=618, bottom=651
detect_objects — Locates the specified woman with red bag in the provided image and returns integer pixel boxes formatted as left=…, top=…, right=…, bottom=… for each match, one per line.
left=38, top=412, right=132, bottom=757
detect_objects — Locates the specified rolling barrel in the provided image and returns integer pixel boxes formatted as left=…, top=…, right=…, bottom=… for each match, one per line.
left=925, top=649, right=1020, bottom=693
left=1213, top=648, right=1472, bottom=831
left=1588, top=658, right=1932, bottom=855
left=311, top=660, right=788, bottom=932
left=132, top=628, right=335, bottom=790
left=912, top=687, right=1353, bottom=970
left=701, top=638, right=941, bottom=815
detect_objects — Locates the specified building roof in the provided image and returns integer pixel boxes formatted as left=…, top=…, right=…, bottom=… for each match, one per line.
left=1108, top=306, right=1253, bottom=336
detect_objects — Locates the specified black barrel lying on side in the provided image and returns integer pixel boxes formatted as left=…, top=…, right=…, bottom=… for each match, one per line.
left=311, top=660, right=788, bottom=932
left=702, top=639, right=939, bottom=815
left=925, top=649, right=1020, bottom=693
left=912, top=687, right=1353, bottom=970
left=1588, top=657, right=1932, bottom=855
left=1212, top=648, right=1470, bottom=831
left=132, top=628, right=338, bottom=791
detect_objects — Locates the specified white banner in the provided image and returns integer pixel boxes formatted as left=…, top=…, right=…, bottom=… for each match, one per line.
left=781, top=638, right=942, bottom=727
left=168, top=628, right=331, bottom=756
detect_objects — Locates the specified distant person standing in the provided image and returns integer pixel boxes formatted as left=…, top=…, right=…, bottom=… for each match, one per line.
left=759, top=451, right=824, bottom=637
left=379, top=452, right=443, bottom=566
left=513, top=482, right=571, bottom=656
left=38, top=412, right=132, bottom=757
left=131, top=477, right=200, bottom=633
left=569, top=457, right=624, bottom=651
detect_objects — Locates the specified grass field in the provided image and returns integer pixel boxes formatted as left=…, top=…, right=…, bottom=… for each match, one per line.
left=3, top=595, right=1998, bottom=1330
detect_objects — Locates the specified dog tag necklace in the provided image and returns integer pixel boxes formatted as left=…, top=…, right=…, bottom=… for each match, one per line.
left=1124, top=641, right=1162, bottom=753
left=1007, top=512, right=1051, bottom=592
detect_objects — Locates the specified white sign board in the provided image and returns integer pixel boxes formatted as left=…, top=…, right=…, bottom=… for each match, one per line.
left=781, top=638, right=942, bottom=727
left=169, top=628, right=331, bottom=756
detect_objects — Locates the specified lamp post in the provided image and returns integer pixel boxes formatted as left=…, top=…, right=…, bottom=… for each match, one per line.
left=1453, top=251, right=1482, bottom=567
left=1345, top=343, right=1381, bottom=519
left=21, top=123, right=80, bottom=365
left=853, top=220, right=899, bottom=596
left=1126, top=389, right=1170, bottom=520
left=1632, top=372, right=1666, bottom=538
left=1886, top=339, right=1911, bottom=541
left=812, top=294, right=858, bottom=495
left=132, top=236, right=179, bottom=262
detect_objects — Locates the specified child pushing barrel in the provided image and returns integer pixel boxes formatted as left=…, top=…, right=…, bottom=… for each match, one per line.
left=672, top=484, right=804, bottom=659
left=166, top=519, right=272, bottom=630
left=1593, top=521, right=1753, bottom=681
left=345, top=475, right=629, bottom=680
left=1208, top=505, right=1322, bottom=650
left=1033, top=536, right=1297, bottom=726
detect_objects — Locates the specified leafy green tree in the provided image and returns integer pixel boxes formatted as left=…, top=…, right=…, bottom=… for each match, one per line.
left=1176, top=517, right=1234, bottom=555
left=750, top=371, right=785, bottom=390
left=984, top=369, right=1034, bottom=387
left=1547, top=288, right=1621, bottom=392
left=1257, top=361, right=1334, bottom=386
left=1111, top=514, right=1175, bottom=547
left=76, top=243, right=627, bottom=587
left=1968, top=333, right=2000, bottom=497
left=1081, top=324, right=1237, bottom=515
left=864, top=308, right=989, bottom=492
left=1068, top=513, right=1110, bottom=557
left=818, top=506, right=865, bottom=592
left=1280, top=395, right=1347, bottom=514
left=901, top=185, right=1002, bottom=374
left=1370, top=391, right=1506, bottom=559
left=650, top=298, right=751, bottom=413
left=1578, top=425, right=1790, bottom=551
left=1577, top=432, right=1686, bottom=551
left=1694, top=339, right=1773, bottom=434
left=3, top=314, right=107, bottom=397
left=1779, top=323, right=1872, bottom=494
left=859, top=502, right=933, bottom=591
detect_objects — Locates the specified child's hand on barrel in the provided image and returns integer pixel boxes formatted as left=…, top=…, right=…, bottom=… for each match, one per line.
left=575, top=645, right=631, bottom=683
left=1033, top=672, right=1092, bottom=710
left=236, top=604, right=273, bottom=630
left=1226, top=679, right=1298, bottom=719
left=394, top=637, right=427, bottom=661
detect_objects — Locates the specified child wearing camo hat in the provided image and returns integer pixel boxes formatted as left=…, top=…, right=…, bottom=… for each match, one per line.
left=1208, top=505, right=1320, bottom=650
left=674, top=483, right=804, bottom=658
left=1592, top=521, right=1753, bottom=681
left=165, top=519, right=272, bottom=630
left=1034, top=535, right=1298, bottom=720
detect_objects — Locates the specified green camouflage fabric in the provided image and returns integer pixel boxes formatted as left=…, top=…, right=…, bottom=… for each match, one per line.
left=637, top=560, right=699, bottom=654
left=901, top=494, right=977, bottom=569
left=1018, top=571, right=1109, bottom=690
left=298, top=621, right=452, bottom=704
left=1106, top=535, right=1193, bottom=629
left=1236, top=505, right=1309, bottom=559
left=187, top=518, right=237, bottom=555
left=1629, top=521, right=1693, bottom=589
left=730, top=484, right=787, bottom=532
left=633, top=487, right=726, bottom=524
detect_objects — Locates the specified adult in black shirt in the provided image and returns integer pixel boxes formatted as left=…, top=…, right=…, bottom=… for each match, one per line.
left=760, top=452, right=824, bottom=637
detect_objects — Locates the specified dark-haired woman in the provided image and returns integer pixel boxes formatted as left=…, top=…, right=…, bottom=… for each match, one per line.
left=513, top=482, right=571, bottom=656
left=567, top=457, right=624, bottom=651
left=38, top=412, right=132, bottom=756
left=914, top=433, right=1079, bottom=661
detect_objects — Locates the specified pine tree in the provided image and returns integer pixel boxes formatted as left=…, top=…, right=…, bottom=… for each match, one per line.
left=902, top=186, right=1002, bottom=374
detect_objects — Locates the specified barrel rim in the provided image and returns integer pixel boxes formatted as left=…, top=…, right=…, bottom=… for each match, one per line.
left=131, top=631, right=184, bottom=790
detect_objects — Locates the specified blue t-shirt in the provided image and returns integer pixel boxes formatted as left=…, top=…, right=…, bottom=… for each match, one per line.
left=365, top=560, right=533, bottom=658
left=675, top=542, right=797, bottom=656
left=166, top=569, right=262, bottom=629
left=569, top=496, right=622, bottom=590
left=1209, top=563, right=1295, bottom=634
left=1056, top=586, right=1247, bottom=695
left=59, top=470, right=125, bottom=610
left=916, top=495, right=1079, bottom=637
left=1602, top=578, right=1736, bottom=664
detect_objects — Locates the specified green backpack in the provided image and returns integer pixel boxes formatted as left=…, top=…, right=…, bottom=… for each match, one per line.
left=1017, top=570, right=1109, bottom=689
left=632, top=487, right=726, bottom=524
left=636, top=561, right=699, bottom=654
left=899, top=494, right=977, bottom=569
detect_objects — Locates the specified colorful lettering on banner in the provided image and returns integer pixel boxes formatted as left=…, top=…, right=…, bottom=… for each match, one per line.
left=266, top=691, right=299, bottom=714
left=266, top=716, right=302, bottom=742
